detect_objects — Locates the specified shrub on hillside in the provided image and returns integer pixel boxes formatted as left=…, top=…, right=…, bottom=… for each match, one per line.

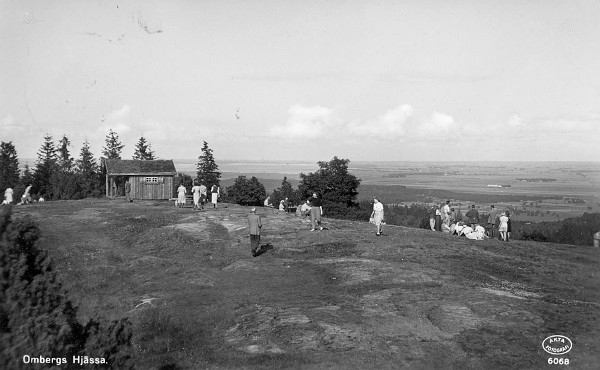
left=225, top=176, right=266, bottom=206
left=0, top=206, right=133, bottom=369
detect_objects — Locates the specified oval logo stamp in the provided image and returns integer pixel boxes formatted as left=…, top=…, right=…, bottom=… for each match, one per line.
left=542, top=335, right=572, bottom=355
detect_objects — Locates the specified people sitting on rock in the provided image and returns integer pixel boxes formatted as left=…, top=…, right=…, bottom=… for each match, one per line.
left=465, top=225, right=488, bottom=240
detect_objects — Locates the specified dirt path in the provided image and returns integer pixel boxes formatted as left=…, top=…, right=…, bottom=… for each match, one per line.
left=15, top=199, right=600, bottom=369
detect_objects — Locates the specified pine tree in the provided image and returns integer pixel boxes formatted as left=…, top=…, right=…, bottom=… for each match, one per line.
left=33, top=134, right=58, bottom=198
left=132, top=136, right=155, bottom=160
left=195, top=141, right=221, bottom=187
left=57, top=135, right=74, bottom=171
left=50, top=135, right=81, bottom=200
left=77, top=140, right=98, bottom=179
left=0, top=141, right=20, bottom=190
left=20, top=164, right=33, bottom=186
left=102, top=129, right=124, bottom=159
left=272, top=176, right=299, bottom=206
left=76, top=140, right=100, bottom=197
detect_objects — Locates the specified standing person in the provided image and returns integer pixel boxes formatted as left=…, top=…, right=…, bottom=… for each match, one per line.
left=192, top=181, right=202, bottom=210
left=498, top=211, right=509, bottom=242
left=248, top=207, right=262, bottom=257
left=442, top=200, right=451, bottom=226
left=3, top=187, right=14, bottom=205
left=487, top=205, right=498, bottom=238
left=371, top=197, right=385, bottom=236
left=506, top=210, right=512, bottom=242
left=435, top=205, right=442, bottom=231
left=449, top=208, right=457, bottom=224
left=429, top=205, right=436, bottom=231
left=177, top=183, right=187, bottom=208
left=125, top=180, right=132, bottom=202
left=309, top=192, right=324, bottom=231
left=466, top=204, right=479, bottom=228
left=22, top=184, right=32, bottom=204
left=210, top=184, right=220, bottom=208
left=199, top=183, right=207, bottom=209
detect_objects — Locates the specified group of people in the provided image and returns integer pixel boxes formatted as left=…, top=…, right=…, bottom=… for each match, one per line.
left=248, top=192, right=325, bottom=256
left=264, top=193, right=325, bottom=231
left=176, top=182, right=220, bottom=210
left=429, top=202, right=512, bottom=241
left=2, top=184, right=35, bottom=206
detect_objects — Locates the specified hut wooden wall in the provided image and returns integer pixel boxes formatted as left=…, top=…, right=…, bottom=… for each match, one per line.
left=130, top=176, right=173, bottom=199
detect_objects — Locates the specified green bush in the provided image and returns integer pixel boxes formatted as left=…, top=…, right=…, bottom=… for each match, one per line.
left=225, top=176, right=266, bottom=206
left=0, top=206, right=133, bottom=369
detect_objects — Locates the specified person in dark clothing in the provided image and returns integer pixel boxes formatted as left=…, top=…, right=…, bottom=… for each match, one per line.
left=466, top=204, right=479, bottom=227
left=247, top=208, right=262, bottom=257
left=309, top=192, right=324, bottom=231
left=429, top=206, right=436, bottom=231
left=435, top=205, right=442, bottom=232
left=125, top=180, right=132, bottom=202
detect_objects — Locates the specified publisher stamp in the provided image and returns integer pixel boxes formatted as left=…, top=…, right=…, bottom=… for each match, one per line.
left=543, top=335, right=572, bottom=366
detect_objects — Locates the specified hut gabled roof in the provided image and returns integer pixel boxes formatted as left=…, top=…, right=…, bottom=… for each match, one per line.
left=103, top=159, right=177, bottom=176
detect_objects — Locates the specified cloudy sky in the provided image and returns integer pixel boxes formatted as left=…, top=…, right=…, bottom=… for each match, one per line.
left=1, top=0, right=599, bottom=162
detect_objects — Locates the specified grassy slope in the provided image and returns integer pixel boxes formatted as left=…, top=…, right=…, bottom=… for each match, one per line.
left=14, top=199, right=600, bottom=369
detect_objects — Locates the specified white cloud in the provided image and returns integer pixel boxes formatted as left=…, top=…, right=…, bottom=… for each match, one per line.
left=415, top=112, right=456, bottom=137
left=1, top=114, right=20, bottom=133
left=348, top=105, right=413, bottom=139
left=106, top=104, right=131, bottom=122
left=507, top=114, right=524, bottom=127
left=268, top=104, right=460, bottom=141
left=268, top=105, right=341, bottom=139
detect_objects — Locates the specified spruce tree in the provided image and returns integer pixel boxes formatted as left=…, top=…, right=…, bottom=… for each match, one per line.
left=76, top=140, right=99, bottom=196
left=57, top=135, right=74, bottom=171
left=195, top=141, right=221, bottom=187
left=33, top=134, right=58, bottom=198
left=102, top=129, right=124, bottom=159
left=77, top=140, right=98, bottom=179
left=0, top=141, right=20, bottom=189
left=132, top=136, right=155, bottom=160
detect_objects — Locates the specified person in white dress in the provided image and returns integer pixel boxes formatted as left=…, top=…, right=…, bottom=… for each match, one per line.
left=177, top=184, right=187, bottom=208
left=371, top=197, right=385, bottom=236
left=191, top=181, right=202, bottom=210
left=3, top=187, right=14, bottom=205
left=498, top=212, right=509, bottom=242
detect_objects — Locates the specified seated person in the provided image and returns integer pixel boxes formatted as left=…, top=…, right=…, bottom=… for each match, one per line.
left=458, top=225, right=473, bottom=237
left=441, top=223, right=452, bottom=233
left=300, top=200, right=312, bottom=221
left=264, top=196, right=273, bottom=207
left=279, top=200, right=285, bottom=211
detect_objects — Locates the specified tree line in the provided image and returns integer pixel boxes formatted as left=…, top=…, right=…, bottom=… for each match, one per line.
left=1, top=130, right=224, bottom=201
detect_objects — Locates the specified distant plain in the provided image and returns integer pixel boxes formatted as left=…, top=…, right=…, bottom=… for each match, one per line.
left=177, top=160, right=600, bottom=222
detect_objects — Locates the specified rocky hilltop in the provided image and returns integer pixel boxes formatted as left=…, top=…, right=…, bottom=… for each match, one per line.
left=15, top=199, right=600, bottom=369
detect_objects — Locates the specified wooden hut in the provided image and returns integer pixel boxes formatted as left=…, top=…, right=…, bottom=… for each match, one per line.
left=102, top=159, right=177, bottom=200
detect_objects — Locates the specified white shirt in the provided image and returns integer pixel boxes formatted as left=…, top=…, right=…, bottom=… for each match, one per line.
left=373, top=202, right=384, bottom=212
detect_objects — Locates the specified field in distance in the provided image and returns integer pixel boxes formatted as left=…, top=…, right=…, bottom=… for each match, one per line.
left=178, top=160, right=600, bottom=222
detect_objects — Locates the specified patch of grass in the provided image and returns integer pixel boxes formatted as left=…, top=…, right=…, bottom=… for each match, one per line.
left=311, top=241, right=357, bottom=255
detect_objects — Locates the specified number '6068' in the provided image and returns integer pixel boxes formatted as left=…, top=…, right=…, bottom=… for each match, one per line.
left=548, top=358, right=569, bottom=365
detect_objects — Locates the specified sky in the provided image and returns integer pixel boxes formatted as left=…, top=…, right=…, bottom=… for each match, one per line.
left=1, top=0, right=599, bottom=162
